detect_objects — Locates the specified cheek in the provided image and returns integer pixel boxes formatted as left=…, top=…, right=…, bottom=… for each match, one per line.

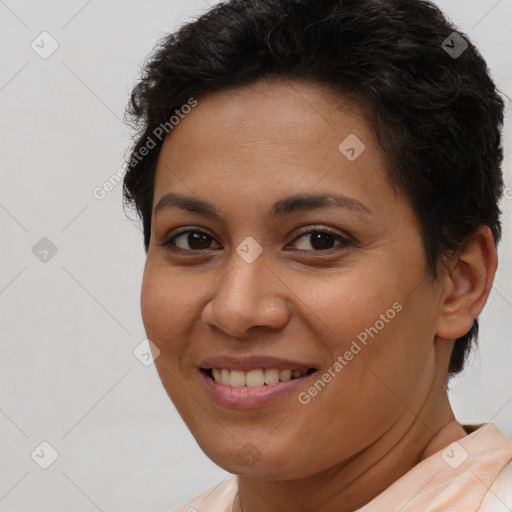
left=292, top=261, right=438, bottom=408
left=140, top=267, right=170, bottom=345
left=140, top=266, right=203, bottom=413
left=140, top=263, right=201, bottom=348
left=289, top=265, right=400, bottom=354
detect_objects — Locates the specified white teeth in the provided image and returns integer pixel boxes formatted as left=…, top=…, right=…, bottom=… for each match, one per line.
left=246, top=369, right=265, bottom=387
left=264, top=368, right=280, bottom=385
left=212, top=368, right=222, bottom=382
left=221, top=368, right=230, bottom=385
left=280, top=369, right=292, bottom=381
left=210, top=367, right=310, bottom=386
left=230, top=370, right=246, bottom=387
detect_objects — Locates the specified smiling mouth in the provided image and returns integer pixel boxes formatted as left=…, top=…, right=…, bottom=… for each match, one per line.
left=201, top=367, right=318, bottom=387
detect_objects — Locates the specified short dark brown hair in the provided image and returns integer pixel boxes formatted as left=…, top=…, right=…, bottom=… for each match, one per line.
left=123, top=0, right=505, bottom=375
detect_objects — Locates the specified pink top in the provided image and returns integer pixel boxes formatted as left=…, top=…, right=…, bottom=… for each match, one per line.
left=172, top=423, right=512, bottom=511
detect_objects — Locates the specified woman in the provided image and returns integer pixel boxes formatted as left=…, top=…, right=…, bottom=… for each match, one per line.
left=122, top=0, right=512, bottom=510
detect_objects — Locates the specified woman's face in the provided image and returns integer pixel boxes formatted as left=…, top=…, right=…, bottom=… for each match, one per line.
left=141, top=78, right=447, bottom=479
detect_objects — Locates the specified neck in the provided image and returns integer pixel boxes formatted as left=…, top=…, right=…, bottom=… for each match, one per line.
left=234, top=373, right=467, bottom=512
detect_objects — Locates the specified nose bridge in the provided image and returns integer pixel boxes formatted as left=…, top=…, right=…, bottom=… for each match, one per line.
left=219, top=250, right=271, bottom=313
left=204, top=249, right=289, bottom=337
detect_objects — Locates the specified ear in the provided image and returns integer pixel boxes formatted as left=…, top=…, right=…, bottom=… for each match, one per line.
left=436, top=226, right=498, bottom=340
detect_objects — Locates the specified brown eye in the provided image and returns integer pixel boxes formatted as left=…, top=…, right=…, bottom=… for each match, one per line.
left=161, top=230, right=219, bottom=251
left=290, top=229, right=351, bottom=252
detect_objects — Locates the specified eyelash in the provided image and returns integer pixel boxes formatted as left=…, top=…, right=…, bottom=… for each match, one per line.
left=157, top=227, right=352, bottom=254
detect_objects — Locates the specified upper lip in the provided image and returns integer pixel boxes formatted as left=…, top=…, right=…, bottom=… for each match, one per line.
left=199, top=355, right=318, bottom=371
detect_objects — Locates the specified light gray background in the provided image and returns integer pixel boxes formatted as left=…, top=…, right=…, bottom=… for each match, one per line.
left=0, top=1, right=511, bottom=510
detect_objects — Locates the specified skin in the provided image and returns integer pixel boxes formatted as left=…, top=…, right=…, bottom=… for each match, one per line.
left=140, top=77, right=497, bottom=512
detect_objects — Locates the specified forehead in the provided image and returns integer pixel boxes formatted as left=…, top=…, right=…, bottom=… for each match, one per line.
left=153, top=77, right=397, bottom=214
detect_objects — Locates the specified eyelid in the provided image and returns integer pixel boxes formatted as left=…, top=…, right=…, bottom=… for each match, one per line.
left=292, top=225, right=351, bottom=242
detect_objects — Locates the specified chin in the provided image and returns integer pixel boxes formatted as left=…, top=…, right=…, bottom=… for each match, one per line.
left=194, top=435, right=322, bottom=480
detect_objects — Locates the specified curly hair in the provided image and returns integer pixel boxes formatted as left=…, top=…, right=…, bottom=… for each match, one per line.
left=122, top=0, right=505, bottom=376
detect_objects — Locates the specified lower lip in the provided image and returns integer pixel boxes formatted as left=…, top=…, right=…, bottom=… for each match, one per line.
left=200, top=370, right=317, bottom=409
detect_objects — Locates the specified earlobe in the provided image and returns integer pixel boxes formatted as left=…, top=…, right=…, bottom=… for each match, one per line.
left=436, top=226, right=497, bottom=340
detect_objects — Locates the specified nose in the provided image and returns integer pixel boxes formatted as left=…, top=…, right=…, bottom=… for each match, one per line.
left=201, top=252, right=290, bottom=338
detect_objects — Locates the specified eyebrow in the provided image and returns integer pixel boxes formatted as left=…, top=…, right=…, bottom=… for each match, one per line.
left=153, top=192, right=373, bottom=219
